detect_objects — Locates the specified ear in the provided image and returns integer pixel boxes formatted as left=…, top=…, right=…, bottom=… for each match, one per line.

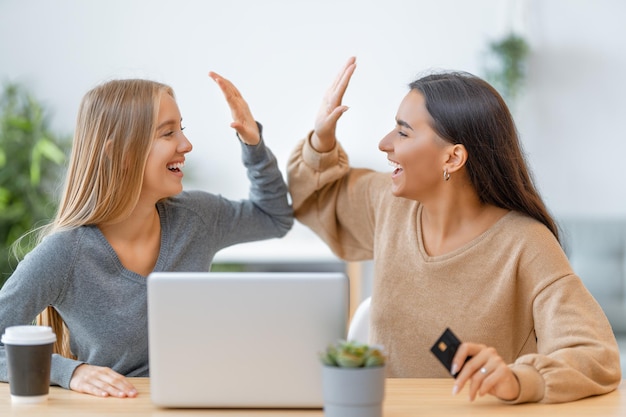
left=444, top=144, right=467, bottom=174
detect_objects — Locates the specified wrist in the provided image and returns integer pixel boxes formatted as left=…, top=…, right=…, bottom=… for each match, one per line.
left=310, top=132, right=336, bottom=153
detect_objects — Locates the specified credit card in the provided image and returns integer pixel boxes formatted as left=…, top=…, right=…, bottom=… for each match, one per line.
left=430, top=327, right=470, bottom=378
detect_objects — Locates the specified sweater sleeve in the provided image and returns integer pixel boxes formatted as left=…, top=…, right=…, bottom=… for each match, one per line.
left=195, top=123, right=293, bottom=250
left=240, top=123, right=293, bottom=237
left=508, top=274, right=622, bottom=403
left=504, top=229, right=622, bottom=403
left=0, top=232, right=85, bottom=388
left=287, top=134, right=390, bottom=261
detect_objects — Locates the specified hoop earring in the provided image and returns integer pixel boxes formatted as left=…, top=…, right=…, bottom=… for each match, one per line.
left=443, top=169, right=450, bottom=181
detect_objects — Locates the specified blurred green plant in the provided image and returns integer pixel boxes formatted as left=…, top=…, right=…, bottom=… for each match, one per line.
left=0, top=83, right=69, bottom=288
left=484, top=33, right=530, bottom=105
left=319, top=339, right=386, bottom=368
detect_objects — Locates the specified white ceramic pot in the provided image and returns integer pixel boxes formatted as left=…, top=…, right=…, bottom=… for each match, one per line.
left=321, top=365, right=386, bottom=417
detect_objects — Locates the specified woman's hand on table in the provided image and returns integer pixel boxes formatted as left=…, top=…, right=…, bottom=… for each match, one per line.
left=69, top=364, right=138, bottom=398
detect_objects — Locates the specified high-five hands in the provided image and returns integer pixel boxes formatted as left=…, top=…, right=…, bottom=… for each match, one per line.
left=311, top=56, right=357, bottom=153
left=209, top=72, right=260, bottom=146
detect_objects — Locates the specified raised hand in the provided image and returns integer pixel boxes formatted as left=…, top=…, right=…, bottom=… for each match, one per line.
left=209, top=72, right=260, bottom=146
left=69, top=364, right=138, bottom=398
left=451, top=342, right=520, bottom=402
left=312, top=56, right=357, bottom=153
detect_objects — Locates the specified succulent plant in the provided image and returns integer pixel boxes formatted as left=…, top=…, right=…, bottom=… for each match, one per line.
left=319, top=340, right=386, bottom=368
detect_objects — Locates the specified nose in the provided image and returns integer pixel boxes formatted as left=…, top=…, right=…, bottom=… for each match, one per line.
left=378, top=130, right=393, bottom=153
left=178, top=131, right=193, bottom=153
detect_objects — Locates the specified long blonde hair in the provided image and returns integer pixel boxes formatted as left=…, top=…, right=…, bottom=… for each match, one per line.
left=36, top=79, right=174, bottom=357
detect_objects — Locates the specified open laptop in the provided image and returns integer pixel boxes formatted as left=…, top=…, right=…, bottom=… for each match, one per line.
left=147, top=271, right=349, bottom=408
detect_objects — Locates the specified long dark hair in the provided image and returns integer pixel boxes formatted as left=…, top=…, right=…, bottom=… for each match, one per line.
left=409, top=72, right=559, bottom=242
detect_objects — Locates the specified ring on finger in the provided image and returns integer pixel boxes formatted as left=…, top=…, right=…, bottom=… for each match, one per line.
left=480, top=367, right=488, bottom=375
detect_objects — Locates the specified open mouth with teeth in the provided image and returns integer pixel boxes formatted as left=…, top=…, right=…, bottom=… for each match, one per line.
left=167, top=162, right=184, bottom=173
left=388, top=160, right=403, bottom=176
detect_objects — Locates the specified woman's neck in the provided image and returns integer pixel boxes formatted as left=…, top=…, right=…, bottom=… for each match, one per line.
left=420, top=191, right=508, bottom=257
left=98, top=201, right=162, bottom=276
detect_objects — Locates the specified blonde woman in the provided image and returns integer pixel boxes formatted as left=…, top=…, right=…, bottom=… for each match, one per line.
left=0, top=73, right=293, bottom=397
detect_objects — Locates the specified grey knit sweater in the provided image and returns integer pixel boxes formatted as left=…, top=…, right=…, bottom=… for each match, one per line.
left=0, top=135, right=293, bottom=389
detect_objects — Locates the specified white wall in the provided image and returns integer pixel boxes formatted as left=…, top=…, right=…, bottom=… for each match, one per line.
left=1, top=0, right=625, bottom=260
left=520, top=1, right=626, bottom=218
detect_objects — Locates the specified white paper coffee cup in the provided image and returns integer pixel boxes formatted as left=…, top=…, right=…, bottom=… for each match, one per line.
left=1, top=325, right=57, bottom=404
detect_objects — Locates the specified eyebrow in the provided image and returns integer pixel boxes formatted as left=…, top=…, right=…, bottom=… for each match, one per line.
left=396, top=118, right=414, bottom=131
left=156, top=118, right=183, bottom=130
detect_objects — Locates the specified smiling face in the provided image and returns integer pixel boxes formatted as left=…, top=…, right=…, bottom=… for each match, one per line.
left=378, top=90, right=452, bottom=200
left=141, top=92, right=193, bottom=202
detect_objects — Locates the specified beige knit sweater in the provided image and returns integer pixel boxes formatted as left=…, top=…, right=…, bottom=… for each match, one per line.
left=287, top=135, right=622, bottom=404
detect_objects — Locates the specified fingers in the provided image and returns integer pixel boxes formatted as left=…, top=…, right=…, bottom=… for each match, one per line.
left=450, top=341, right=473, bottom=379
left=310, top=105, right=349, bottom=152
left=331, top=56, right=357, bottom=108
left=313, top=57, right=357, bottom=152
left=322, top=56, right=357, bottom=112
left=329, top=57, right=357, bottom=103
left=69, top=364, right=138, bottom=398
left=451, top=343, right=519, bottom=402
left=464, top=348, right=502, bottom=401
left=329, top=57, right=354, bottom=92
left=209, top=71, right=243, bottom=101
left=452, top=343, right=491, bottom=400
left=208, top=71, right=260, bottom=145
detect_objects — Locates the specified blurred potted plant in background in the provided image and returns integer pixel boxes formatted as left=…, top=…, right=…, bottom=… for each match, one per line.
left=319, top=339, right=387, bottom=417
left=0, top=83, right=69, bottom=288
left=484, top=32, right=530, bottom=107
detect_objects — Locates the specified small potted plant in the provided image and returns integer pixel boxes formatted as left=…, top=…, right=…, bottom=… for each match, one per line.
left=319, top=340, right=387, bottom=417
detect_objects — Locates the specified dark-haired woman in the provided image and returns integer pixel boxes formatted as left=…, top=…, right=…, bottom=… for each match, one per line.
left=287, top=57, right=621, bottom=404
